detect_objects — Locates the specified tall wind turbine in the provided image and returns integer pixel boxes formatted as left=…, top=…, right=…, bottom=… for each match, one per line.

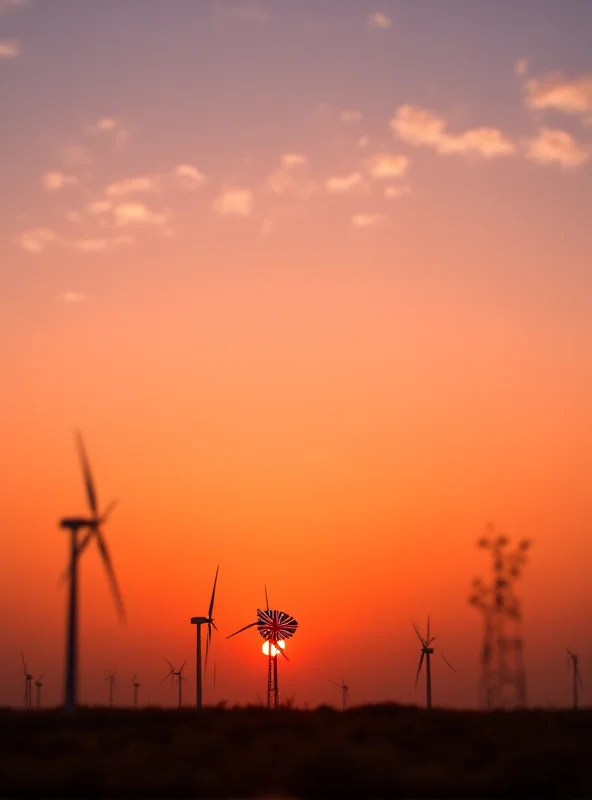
left=21, top=654, right=33, bottom=709
left=329, top=677, right=349, bottom=710
left=106, top=671, right=117, bottom=706
left=227, top=586, right=298, bottom=709
left=132, top=673, right=141, bottom=708
left=412, top=616, right=457, bottom=709
left=162, top=659, right=186, bottom=708
left=190, top=565, right=219, bottom=709
left=566, top=649, right=583, bottom=709
left=59, top=431, right=126, bottom=713
left=34, top=675, right=44, bottom=709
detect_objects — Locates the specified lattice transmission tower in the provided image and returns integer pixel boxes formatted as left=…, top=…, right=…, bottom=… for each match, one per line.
left=468, top=523, right=532, bottom=709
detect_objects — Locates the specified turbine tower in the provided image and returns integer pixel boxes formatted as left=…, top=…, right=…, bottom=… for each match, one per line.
left=106, top=671, right=117, bottom=706
left=162, top=659, right=186, bottom=708
left=190, top=565, right=219, bottom=709
left=227, top=586, right=298, bottom=709
left=468, top=524, right=531, bottom=709
left=132, top=673, right=141, bottom=708
left=21, top=654, right=33, bottom=709
left=566, top=649, right=583, bottom=709
left=411, top=616, right=457, bottom=709
left=34, top=675, right=44, bottom=709
left=59, top=431, right=126, bottom=713
left=329, top=677, right=349, bottom=710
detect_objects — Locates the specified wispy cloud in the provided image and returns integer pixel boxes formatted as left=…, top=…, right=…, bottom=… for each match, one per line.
left=59, top=291, right=86, bottom=303
left=515, top=58, right=529, bottom=77
left=524, top=127, right=589, bottom=168
left=43, top=171, right=78, bottom=190
left=351, top=213, right=386, bottom=228
left=325, top=172, right=367, bottom=193
left=87, top=200, right=112, bottom=215
left=213, top=1, right=271, bottom=23
left=358, top=135, right=370, bottom=149
left=173, top=163, right=207, bottom=188
left=267, top=155, right=315, bottom=197
left=113, top=202, right=170, bottom=227
left=384, top=185, right=411, bottom=199
left=18, top=228, right=57, bottom=253
left=367, top=153, right=409, bottom=178
left=72, top=235, right=133, bottom=253
left=91, top=116, right=129, bottom=151
left=525, top=72, right=592, bottom=115
left=63, top=143, right=92, bottom=166
left=213, top=187, right=254, bottom=217
left=0, top=39, right=19, bottom=58
left=390, top=105, right=515, bottom=158
left=281, top=152, right=307, bottom=167
left=105, top=175, right=159, bottom=197
left=368, top=11, right=391, bottom=29
left=339, top=110, right=362, bottom=123
left=66, top=211, right=83, bottom=224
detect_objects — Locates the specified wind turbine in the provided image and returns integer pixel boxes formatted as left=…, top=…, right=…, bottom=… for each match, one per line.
left=329, top=677, right=349, bottom=710
left=162, top=659, right=186, bottom=708
left=132, top=673, right=141, bottom=708
left=190, top=565, right=219, bottom=709
left=59, top=431, right=126, bottom=713
left=227, top=585, right=298, bottom=709
left=566, top=649, right=583, bottom=709
left=412, top=616, right=457, bottom=709
left=34, top=675, right=44, bottom=709
left=21, top=654, right=33, bottom=709
left=106, top=671, right=117, bottom=706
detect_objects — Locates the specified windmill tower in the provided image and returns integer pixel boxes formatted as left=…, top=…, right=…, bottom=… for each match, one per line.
left=21, top=654, right=33, bottom=709
left=227, top=586, right=298, bottom=709
left=106, top=671, right=117, bottom=706
left=411, top=616, right=456, bottom=709
left=329, top=677, right=349, bottom=710
left=566, top=649, right=583, bottom=709
left=190, top=565, right=219, bottom=709
left=132, top=673, right=141, bottom=708
left=468, top=524, right=531, bottom=709
left=59, top=431, right=126, bottom=713
left=34, top=675, right=44, bottom=709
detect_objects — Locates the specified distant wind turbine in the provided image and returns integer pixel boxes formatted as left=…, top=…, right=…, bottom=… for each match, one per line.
left=329, top=677, right=349, bottom=710
left=412, top=616, right=457, bottom=709
left=162, top=659, right=186, bottom=708
left=566, top=649, right=583, bottom=709
left=190, top=565, right=219, bottom=709
left=59, top=431, right=126, bottom=713
left=21, top=654, right=33, bottom=709
left=106, top=671, right=117, bottom=706
left=34, top=675, right=44, bottom=709
left=132, top=673, right=141, bottom=708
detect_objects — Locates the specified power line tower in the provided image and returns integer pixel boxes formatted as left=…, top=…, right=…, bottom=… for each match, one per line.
left=468, top=523, right=531, bottom=709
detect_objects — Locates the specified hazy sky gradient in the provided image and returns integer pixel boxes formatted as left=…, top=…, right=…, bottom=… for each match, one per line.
left=1, top=0, right=591, bottom=710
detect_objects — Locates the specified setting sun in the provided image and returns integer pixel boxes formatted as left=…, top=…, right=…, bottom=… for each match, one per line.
left=262, top=640, right=286, bottom=658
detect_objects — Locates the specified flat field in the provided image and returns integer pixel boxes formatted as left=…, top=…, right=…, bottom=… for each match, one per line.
left=1, top=704, right=590, bottom=798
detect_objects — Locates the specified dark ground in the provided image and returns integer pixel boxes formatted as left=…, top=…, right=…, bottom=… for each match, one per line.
left=0, top=704, right=590, bottom=798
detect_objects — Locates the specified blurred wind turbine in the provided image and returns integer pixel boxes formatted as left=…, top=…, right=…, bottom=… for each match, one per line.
left=59, top=431, right=125, bottom=713
left=34, top=675, right=44, bottom=709
left=412, top=616, right=457, bottom=709
left=190, top=565, right=219, bottom=709
left=566, top=649, right=583, bottom=709
left=106, top=671, right=117, bottom=706
left=132, top=673, right=141, bottom=707
left=329, top=677, right=349, bottom=710
left=162, top=659, right=186, bottom=708
left=21, top=654, right=33, bottom=709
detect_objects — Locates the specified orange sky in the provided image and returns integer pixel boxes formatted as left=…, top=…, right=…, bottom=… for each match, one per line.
left=1, top=0, right=592, bottom=709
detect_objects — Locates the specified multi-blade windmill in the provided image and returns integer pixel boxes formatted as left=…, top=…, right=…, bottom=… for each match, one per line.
left=329, top=677, right=349, bottom=710
left=190, top=565, right=219, bottom=709
left=132, top=673, right=141, bottom=708
left=566, top=648, right=583, bottom=709
left=21, top=653, right=33, bottom=709
left=227, top=586, right=298, bottom=709
left=59, top=431, right=126, bottom=713
left=106, top=671, right=117, bottom=706
left=412, top=616, right=457, bottom=709
left=162, top=659, right=186, bottom=708
left=34, top=675, right=44, bottom=709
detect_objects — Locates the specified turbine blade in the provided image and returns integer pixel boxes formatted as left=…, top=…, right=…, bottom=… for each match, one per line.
left=411, top=619, right=425, bottom=646
left=165, top=658, right=174, bottom=669
left=427, top=614, right=430, bottom=642
left=179, top=661, right=186, bottom=672
left=161, top=670, right=173, bottom=684
left=208, top=565, right=219, bottom=620
left=279, top=646, right=289, bottom=661
left=226, top=621, right=258, bottom=639
left=414, top=652, right=425, bottom=688
left=329, top=680, right=340, bottom=686
left=21, top=652, right=27, bottom=674
left=211, top=621, right=218, bottom=631
left=265, top=584, right=269, bottom=610
left=37, top=674, right=43, bottom=682
left=100, top=499, right=119, bottom=524
left=94, top=526, right=126, bottom=622
left=441, top=653, right=458, bottom=673
left=75, top=431, right=98, bottom=517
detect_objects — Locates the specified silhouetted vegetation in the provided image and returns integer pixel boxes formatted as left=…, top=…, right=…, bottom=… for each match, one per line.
left=1, top=704, right=591, bottom=797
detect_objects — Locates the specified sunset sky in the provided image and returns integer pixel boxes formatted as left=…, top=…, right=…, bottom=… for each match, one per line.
left=1, top=0, right=592, bottom=710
